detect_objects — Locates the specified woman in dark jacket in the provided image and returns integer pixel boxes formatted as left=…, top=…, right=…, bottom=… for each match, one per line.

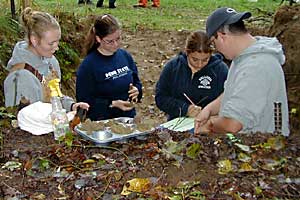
left=155, top=30, right=228, bottom=120
left=76, top=14, right=142, bottom=120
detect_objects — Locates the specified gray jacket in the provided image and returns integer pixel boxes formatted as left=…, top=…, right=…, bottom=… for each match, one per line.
left=219, top=36, right=290, bottom=136
left=4, top=41, right=74, bottom=111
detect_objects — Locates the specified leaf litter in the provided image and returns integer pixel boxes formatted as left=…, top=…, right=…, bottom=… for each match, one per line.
left=1, top=126, right=300, bottom=199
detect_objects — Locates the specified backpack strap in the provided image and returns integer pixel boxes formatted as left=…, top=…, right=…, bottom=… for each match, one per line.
left=24, top=63, right=43, bottom=82
left=10, top=63, right=43, bottom=82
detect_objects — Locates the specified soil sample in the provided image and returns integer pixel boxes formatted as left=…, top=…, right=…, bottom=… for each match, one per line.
left=110, top=122, right=133, bottom=134
left=79, top=119, right=105, bottom=134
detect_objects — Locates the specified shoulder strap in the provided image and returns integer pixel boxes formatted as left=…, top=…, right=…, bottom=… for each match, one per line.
left=10, top=63, right=43, bottom=82
left=9, top=63, right=25, bottom=72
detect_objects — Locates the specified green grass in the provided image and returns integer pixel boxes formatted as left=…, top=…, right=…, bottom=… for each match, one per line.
left=0, top=0, right=285, bottom=31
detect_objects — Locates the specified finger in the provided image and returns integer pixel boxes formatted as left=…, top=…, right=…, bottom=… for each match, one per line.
left=190, top=110, right=198, bottom=118
left=130, top=88, right=138, bottom=93
left=129, top=92, right=139, bottom=99
left=129, top=92, right=137, bottom=97
left=192, top=105, right=201, bottom=111
left=193, top=105, right=201, bottom=110
left=194, top=120, right=200, bottom=135
left=128, top=85, right=137, bottom=93
left=124, top=108, right=133, bottom=111
left=122, top=105, right=134, bottom=111
left=79, top=103, right=90, bottom=110
left=123, top=101, right=134, bottom=106
left=132, top=97, right=138, bottom=103
left=195, top=107, right=202, bottom=115
left=196, top=107, right=202, bottom=113
left=195, top=117, right=205, bottom=127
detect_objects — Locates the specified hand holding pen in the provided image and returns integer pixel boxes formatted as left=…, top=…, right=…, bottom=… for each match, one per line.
left=183, top=93, right=202, bottom=118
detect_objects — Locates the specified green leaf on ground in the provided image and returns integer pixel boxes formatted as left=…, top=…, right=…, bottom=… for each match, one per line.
left=186, top=143, right=201, bottom=159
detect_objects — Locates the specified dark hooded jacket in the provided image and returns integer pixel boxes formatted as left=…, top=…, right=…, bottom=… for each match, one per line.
left=155, top=52, right=228, bottom=120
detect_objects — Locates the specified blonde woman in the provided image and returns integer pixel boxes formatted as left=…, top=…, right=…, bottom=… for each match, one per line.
left=4, top=7, right=88, bottom=111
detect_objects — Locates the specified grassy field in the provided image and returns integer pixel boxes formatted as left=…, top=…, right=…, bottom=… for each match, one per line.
left=1, top=0, right=284, bottom=31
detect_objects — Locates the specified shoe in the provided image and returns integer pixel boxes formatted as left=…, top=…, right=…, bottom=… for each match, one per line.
left=78, top=0, right=93, bottom=5
left=133, top=4, right=146, bottom=8
left=109, top=3, right=116, bottom=8
left=96, top=0, right=103, bottom=7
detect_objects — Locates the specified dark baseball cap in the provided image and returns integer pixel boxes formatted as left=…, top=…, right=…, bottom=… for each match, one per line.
left=206, top=7, right=251, bottom=38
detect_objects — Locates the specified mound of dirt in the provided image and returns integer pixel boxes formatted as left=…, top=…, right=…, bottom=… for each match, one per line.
left=269, top=5, right=300, bottom=80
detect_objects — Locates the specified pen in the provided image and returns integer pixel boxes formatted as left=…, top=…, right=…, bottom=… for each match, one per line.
left=183, top=93, right=196, bottom=106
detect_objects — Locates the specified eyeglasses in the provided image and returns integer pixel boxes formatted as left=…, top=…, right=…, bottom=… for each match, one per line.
left=102, top=36, right=121, bottom=45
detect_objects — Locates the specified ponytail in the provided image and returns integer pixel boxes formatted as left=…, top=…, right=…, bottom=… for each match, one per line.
left=84, top=26, right=98, bottom=56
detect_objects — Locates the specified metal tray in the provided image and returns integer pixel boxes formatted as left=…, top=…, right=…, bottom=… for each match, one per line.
left=74, top=117, right=151, bottom=146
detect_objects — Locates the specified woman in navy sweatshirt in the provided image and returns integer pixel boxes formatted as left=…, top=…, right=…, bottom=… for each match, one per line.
left=76, top=14, right=142, bottom=120
left=155, top=30, right=228, bottom=120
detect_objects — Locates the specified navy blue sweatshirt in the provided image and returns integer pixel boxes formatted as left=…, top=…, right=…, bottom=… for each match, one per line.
left=76, top=49, right=142, bottom=120
left=155, top=52, right=228, bottom=120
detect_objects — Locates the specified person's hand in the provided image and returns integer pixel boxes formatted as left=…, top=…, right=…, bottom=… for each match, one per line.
left=111, top=100, right=134, bottom=111
left=72, top=102, right=90, bottom=111
left=194, top=119, right=213, bottom=135
left=195, top=107, right=211, bottom=125
left=194, top=107, right=211, bottom=134
left=128, top=83, right=139, bottom=103
left=187, top=105, right=202, bottom=118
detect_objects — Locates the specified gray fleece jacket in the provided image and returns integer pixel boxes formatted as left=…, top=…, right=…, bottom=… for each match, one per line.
left=4, top=41, right=74, bottom=111
left=219, top=36, right=290, bottom=136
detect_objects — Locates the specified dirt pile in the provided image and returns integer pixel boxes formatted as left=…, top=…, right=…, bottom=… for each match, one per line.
left=269, top=5, right=300, bottom=81
left=268, top=5, right=300, bottom=128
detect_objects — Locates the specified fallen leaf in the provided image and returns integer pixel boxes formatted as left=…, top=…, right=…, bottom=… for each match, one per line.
left=238, top=162, right=257, bottom=172
left=2, top=161, right=22, bottom=171
left=238, top=152, right=251, bottom=162
left=83, top=159, right=96, bottom=164
left=234, top=143, right=252, bottom=152
left=24, top=160, right=33, bottom=171
left=217, top=159, right=232, bottom=174
left=114, top=171, right=123, bottom=181
left=186, top=143, right=201, bottom=159
left=121, top=178, right=151, bottom=195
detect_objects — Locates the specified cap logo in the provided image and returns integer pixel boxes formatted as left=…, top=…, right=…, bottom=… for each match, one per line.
left=226, top=8, right=236, bottom=13
left=101, top=14, right=108, bottom=19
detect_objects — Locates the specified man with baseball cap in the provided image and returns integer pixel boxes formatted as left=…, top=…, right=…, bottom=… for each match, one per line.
left=194, top=7, right=290, bottom=136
